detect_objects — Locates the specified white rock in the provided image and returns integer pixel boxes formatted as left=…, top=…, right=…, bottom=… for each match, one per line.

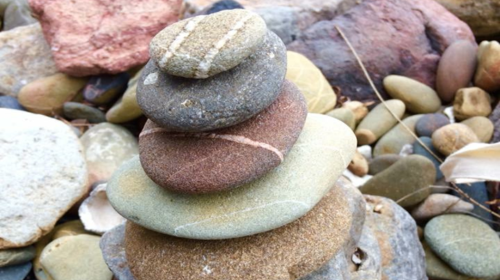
left=79, top=184, right=126, bottom=234
left=0, top=109, right=88, bottom=249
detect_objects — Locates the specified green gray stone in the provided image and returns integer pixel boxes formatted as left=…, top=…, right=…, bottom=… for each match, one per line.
left=0, top=262, right=32, bottom=280
left=0, top=246, right=35, bottom=268
left=425, top=214, right=500, bottom=278
left=106, top=70, right=143, bottom=123
left=424, top=241, right=478, bottom=280
left=368, top=154, right=401, bottom=175
left=1, top=0, right=36, bottom=31
left=325, top=108, right=355, bottom=130
left=80, top=123, right=138, bottom=186
left=360, top=155, right=435, bottom=207
left=63, top=102, right=106, bottom=123
left=108, top=113, right=356, bottom=240
left=355, top=99, right=405, bottom=145
left=373, top=114, right=423, bottom=157
left=383, top=75, right=441, bottom=113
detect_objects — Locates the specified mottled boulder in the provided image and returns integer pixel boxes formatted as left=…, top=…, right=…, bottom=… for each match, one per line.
left=29, top=0, right=183, bottom=76
left=364, top=195, right=427, bottom=280
left=287, top=0, right=475, bottom=102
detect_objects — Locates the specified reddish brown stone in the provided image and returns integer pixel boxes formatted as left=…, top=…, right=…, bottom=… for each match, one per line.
left=436, top=40, right=477, bottom=103
left=287, top=0, right=475, bottom=103
left=138, top=80, right=307, bottom=194
left=29, top=0, right=182, bottom=76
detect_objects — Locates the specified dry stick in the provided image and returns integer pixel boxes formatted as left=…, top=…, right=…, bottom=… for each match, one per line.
left=335, top=26, right=500, bottom=219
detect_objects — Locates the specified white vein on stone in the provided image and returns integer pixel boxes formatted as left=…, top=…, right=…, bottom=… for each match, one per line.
left=173, top=200, right=310, bottom=234
left=159, top=16, right=206, bottom=69
left=194, top=13, right=254, bottom=78
left=140, top=128, right=284, bottom=162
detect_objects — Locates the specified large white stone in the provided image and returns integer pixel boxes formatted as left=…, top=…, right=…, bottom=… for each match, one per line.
left=0, top=109, right=88, bottom=248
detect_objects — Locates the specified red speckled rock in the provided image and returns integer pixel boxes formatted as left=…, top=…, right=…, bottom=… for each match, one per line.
left=29, top=0, right=183, bottom=77
left=287, top=0, right=475, bottom=103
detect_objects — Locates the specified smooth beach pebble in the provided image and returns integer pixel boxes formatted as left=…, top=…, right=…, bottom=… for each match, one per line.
left=415, top=113, right=450, bottom=137
left=431, top=123, right=479, bottom=156
left=62, top=102, right=106, bottom=123
left=108, top=114, right=356, bottom=240
left=124, top=181, right=364, bottom=280
left=383, top=75, right=441, bottom=113
left=425, top=215, right=500, bottom=278
left=286, top=51, right=337, bottom=113
left=474, top=41, right=500, bottom=92
left=436, top=40, right=477, bottom=103
left=368, top=154, right=401, bottom=175
left=325, top=108, right=356, bottom=130
left=137, top=30, right=286, bottom=132
left=461, top=116, right=494, bottom=142
left=373, top=115, right=423, bottom=157
left=139, top=80, right=307, bottom=194
left=150, top=9, right=267, bottom=79
left=355, top=100, right=405, bottom=145
left=360, top=155, right=435, bottom=207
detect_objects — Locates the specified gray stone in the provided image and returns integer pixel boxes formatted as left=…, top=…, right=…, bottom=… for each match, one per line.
left=415, top=113, right=450, bottom=137
left=100, top=224, right=135, bottom=280
left=0, top=109, right=88, bottom=249
left=0, top=96, right=24, bottom=110
left=150, top=10, right=266, bottom=79
left=256, top=7, right=300, bottom=45
left=364, top=195, right=427, bottom=280
left=0, top=23, right=58, bottom=97
left=360, top=155, right=435, bottom=208
left=0, top=246, right=35, bottom=267
left=412, top=137, right=444, bottom=181
left=373, top=115, right=423, bottom=157
left=106, top=70, right=143, bottom=124
left=1, top=0, right=37, bottom=31
left=108, top=114, right=356, bottom=239
left=452, top=182, right=494, bottom=228
left=63, top=102, right=106, bottom=123
left=424, top=241, right=476, bottom=280
left=80, top=123, right=138, bottom=187
left=137, top=30, right=286, bottom=132
left=368, top=154, right=401, bottom=175
left=425, top=214, right=500, bottom=278
left=82, top=73, right=129, bottom=105
left=0, top=262, right=32, bottom=280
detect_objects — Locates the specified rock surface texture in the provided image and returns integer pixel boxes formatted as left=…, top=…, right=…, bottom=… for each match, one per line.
left=29, top=0, right=183, bottom=76
left=287, top=0, right=475, bottom=102
left=0, top=109, right=88, bottom=249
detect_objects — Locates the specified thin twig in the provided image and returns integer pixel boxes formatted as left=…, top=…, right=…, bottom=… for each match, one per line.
left=335, top=25, right=500, bottom=219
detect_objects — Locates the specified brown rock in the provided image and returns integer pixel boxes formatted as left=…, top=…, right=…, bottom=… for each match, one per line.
left=348, top=150, right=369, bottom=177
left=436, top=40, right=477, bottom=103
left=139, top=80, right=307, bottom=194
left=29, top=0, right=183, bottom=76
left=431, top=123, right=479, bottom=156
left=125, top=183, right=361, bottom=280
left=453, top=87, right=492, bottom=120
left=435, top=0, right=500, bottom=38
left=287, top=0, right=474, bottom=103
left=474, top=41, right=500, bottom=92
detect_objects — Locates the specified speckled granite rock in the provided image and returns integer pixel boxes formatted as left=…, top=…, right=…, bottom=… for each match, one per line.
left=0, top=23, right=57, bottom=97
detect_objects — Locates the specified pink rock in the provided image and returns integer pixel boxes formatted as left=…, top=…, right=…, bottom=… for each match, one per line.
left=287, top=0, right=475, bottom=103
left=29, top=0, right=183, bottom=77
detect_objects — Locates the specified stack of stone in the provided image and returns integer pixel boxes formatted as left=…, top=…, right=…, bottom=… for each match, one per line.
left=105, top=9, right=359, bottom=280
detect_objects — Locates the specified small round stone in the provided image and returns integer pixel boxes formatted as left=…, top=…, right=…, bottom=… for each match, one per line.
left=325, top=108, right=356, bottom=130
left=82, top=73, right=129, bottom=105
left=139, top=80, right=307, bottom=194
left=383, top=75, right=441, bottom=113
left=360, top=155, right=435, bottom=208
left=431, top=123, right=479, bottom=156
left=368, top=154, right=401, bottom=175
left=425, top=214, right=500, bottom=278
left=62, top=102, right=106, bottom=123
left=453, top=87, right=492, bottom=120
left=0, top=96, right=24, bottom=110
left=373, top=115, right=423, bottom=157
left=415, top=113, right=450, bottom=137
left=461, top=116, right=494, bottom=142
left=355, top=99, right=405, bottom=145
left=149, top=9, right=267, bottom=79
left=474, top=41, right=500, bottom=92
left=138, top=30, right=286, bottom=132
left=436, top=40, right=477, bottom=103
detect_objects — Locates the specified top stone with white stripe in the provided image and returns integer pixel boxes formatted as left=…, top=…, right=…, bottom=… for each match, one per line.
left=150, top=9, right=267, bottom=79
